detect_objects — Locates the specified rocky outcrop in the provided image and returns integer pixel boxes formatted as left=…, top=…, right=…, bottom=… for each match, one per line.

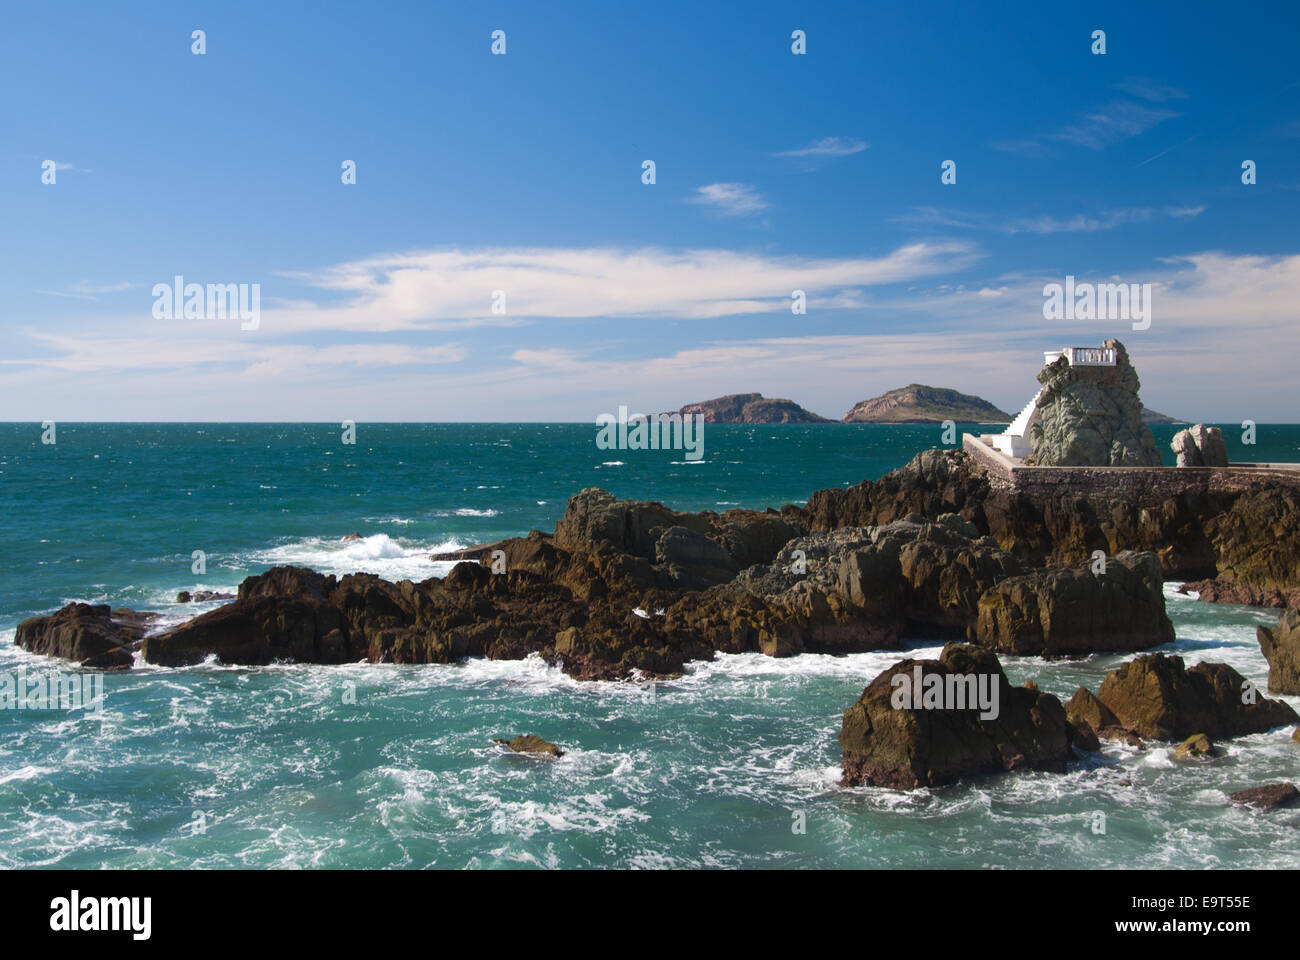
left=15, top=604, right=157, bottom=669
left=1029, top=339, right=1163, bottom=466
left=973, top=550, right=1174, bottom=657
left=842, top=384, right=1011, bottom=424
left=1228, top=783, right=1298, bottom=810
left=1171, top=424, right=1228, bottom=467
left=839, top=643, right=1072, bottom=789
left=670, top=393, right=832, bottom=424
left=1256, top=609, right=1300, bottom=694
left=21, top=481, right=1182, bottom=680
left=801, top=448, right=1300, bottom=605
left=1086, top=653, right=1298, bottom=741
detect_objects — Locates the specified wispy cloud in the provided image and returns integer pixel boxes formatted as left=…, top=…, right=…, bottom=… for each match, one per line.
left=1047, top=101, right=1181, bottom=150
left=688, top=182, right=768, bottom=216
left=892, top=205, right=1205, bottom=235
left=1114, top=77, right=1188, bottom=102
left=35, top=280, right=133, bottom=301
left=994, top=99, right=1181, bottom=155
left=890, top=207, right=979, bottom=229
left=46, top=161, right=94, bottom=174
left=1001, top=205, right=1205, bottom=234
left=774, top=136, right=868, bottom=158
left=5, top=335, right=467, bottom=375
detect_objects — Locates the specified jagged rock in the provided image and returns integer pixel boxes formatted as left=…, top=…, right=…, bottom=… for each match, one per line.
left=1256, top=609, right=1300, bottom=694
left=1029, top=339, right=1163, bottom=466
left=973, top=550, right=1174, bottom=657
left=15, top=604, right=157, bottom=669
left=1066, top=686, right=1120, bottom=731
left=1172, top=424, right=1229, bottom=468
left=839, top=643, right=1071, bottom=789
left=1092, top=653, right=1298, bottom=740
left=492, top=734, right=565, bottom=757
left=1228, top=783, right=1298, bottom=810
left=1175, top=733, right=1219, bottom=759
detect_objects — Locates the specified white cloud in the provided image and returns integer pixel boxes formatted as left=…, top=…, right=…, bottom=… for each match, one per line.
left=263, top=242, right=978, bottom=332
left=10, top=250, right=1299, bottom=422
left=687, top=182, right=768, bottom=216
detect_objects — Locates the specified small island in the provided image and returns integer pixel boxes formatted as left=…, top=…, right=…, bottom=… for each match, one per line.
left=842, top=384, right=1012, bottom=424
left=667, top=393, right=833, bottom=424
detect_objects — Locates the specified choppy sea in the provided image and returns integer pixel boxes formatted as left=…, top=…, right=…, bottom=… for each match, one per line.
left=1, top=422, right=1297, bottom=868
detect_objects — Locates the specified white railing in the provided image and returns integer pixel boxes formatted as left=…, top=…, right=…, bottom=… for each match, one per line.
left=1066, top=346, right=1116, bottom=366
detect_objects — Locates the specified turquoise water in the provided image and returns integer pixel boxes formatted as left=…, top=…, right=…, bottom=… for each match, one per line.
left=1, top=423, right=1298, bottom=868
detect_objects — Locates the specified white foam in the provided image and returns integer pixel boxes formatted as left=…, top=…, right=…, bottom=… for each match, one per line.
left=247, top=533, right=458, bottom=580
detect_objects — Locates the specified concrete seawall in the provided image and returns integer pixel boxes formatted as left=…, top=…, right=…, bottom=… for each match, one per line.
left=962, top=433, right=1300, bottom=496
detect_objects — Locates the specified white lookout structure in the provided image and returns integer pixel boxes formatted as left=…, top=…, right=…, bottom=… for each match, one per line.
left=987, top=345, right=1118, bottom=459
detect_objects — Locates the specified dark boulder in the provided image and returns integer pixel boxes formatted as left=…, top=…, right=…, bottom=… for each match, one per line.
left=1093, top=653, right=1298, bottom=740
left=973, top=550, right=1174, bottom=657
left=839, top=643, right=1071, bottom=789
left=15, top=603, right=157, bottom=669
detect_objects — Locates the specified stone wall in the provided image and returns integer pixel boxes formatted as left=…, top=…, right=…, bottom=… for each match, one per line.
left=963, top=433, right=1300, bottom=499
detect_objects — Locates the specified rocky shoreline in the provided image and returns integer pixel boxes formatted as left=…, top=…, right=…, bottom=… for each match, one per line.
left=16, top=446, right=1300, bottom=791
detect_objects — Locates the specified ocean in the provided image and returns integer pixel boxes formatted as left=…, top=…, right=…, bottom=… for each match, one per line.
left=2, top=422, right=1298, bottom=868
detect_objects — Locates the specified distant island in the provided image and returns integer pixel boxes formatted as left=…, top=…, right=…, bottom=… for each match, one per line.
left=668, top=393, right=834, bottom=424
left=663, top=389, right=1182, bottom=426
left=1141, top=407, right=1185, bottom=424
left=842, top=384, right=1012, bottom=424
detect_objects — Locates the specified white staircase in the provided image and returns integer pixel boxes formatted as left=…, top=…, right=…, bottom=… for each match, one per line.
left=990, top=389, right=1041, bottom=459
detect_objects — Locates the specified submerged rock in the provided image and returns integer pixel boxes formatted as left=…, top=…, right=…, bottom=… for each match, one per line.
left=1174, top=733, right=1219, bottom=759
left=493, top=734, right=564, bottom=757
left=176, top=591, right=235, bottom=604
left=1228, top=783, right=1298, bottom=811
left=1256, top=609, right=1300, bottom=694
left=839, top=643, right=1071, bottom=789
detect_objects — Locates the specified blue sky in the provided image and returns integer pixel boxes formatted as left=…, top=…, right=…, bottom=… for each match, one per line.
left=3, top=0, right=1299, bottom=421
